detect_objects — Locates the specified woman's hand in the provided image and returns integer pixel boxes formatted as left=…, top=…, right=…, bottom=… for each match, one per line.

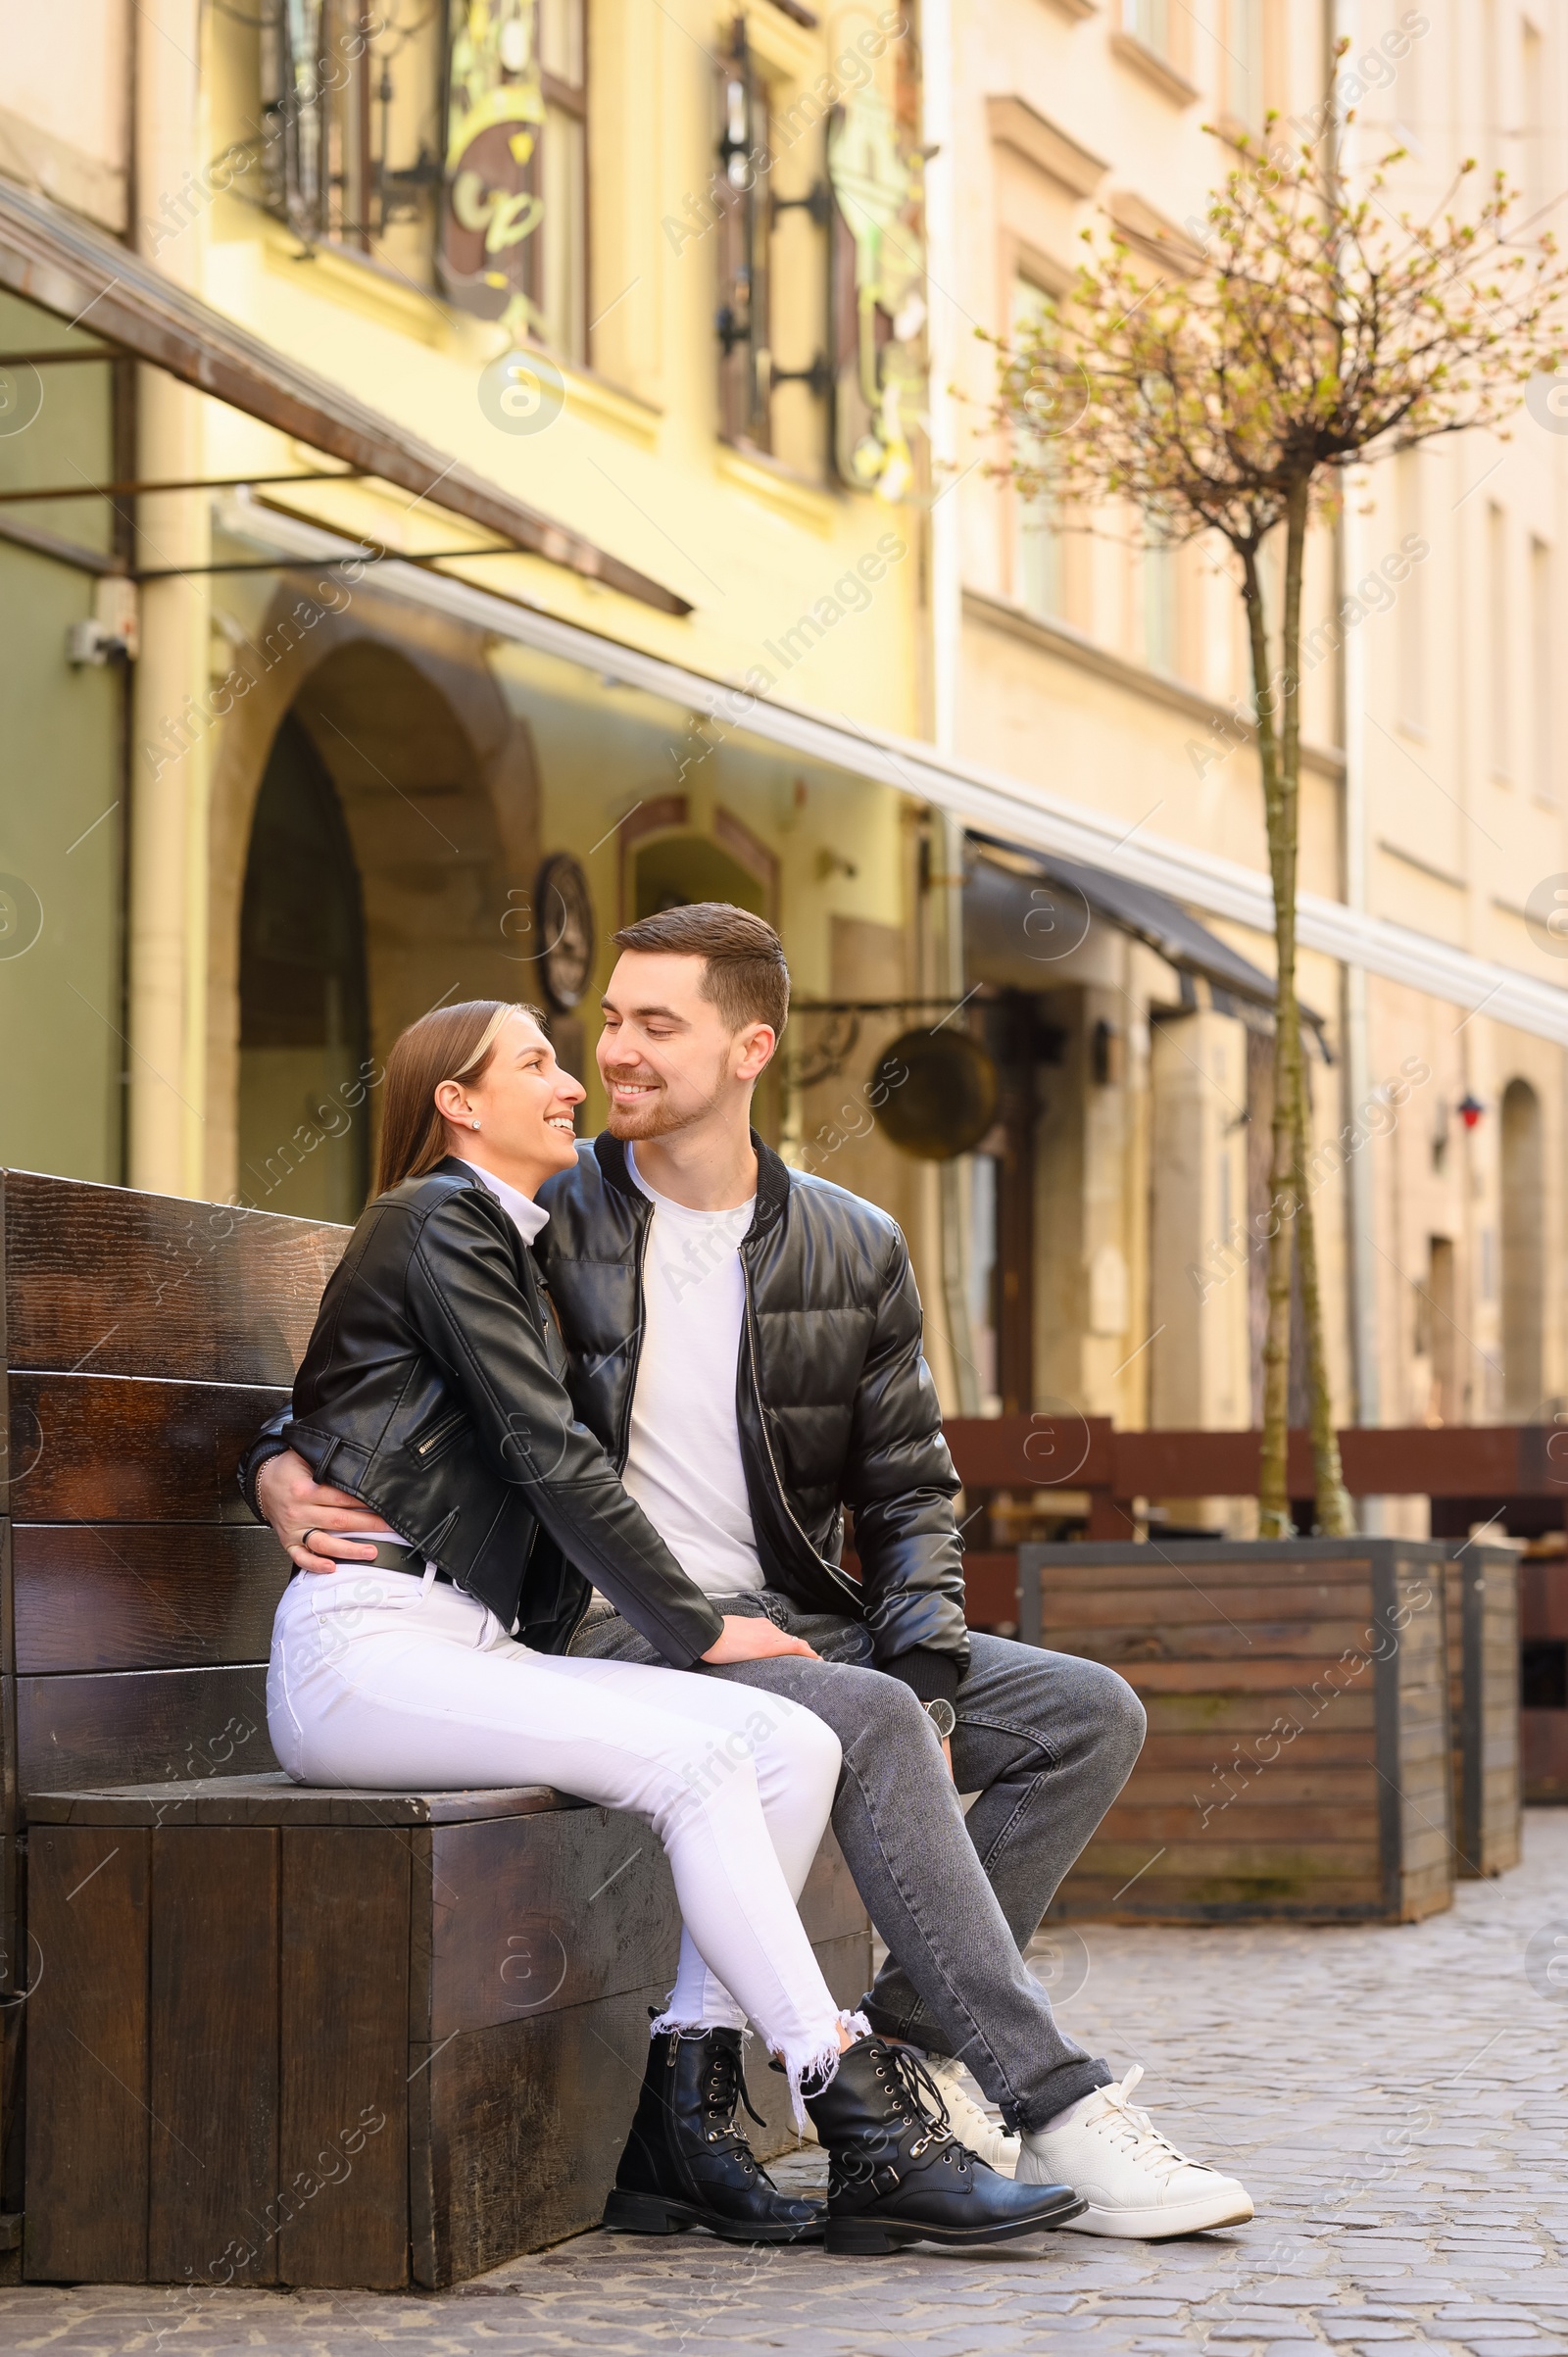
left=257, top=1449, right=390, bottom=1574
left=701, top=1614, right=820, bottom=1664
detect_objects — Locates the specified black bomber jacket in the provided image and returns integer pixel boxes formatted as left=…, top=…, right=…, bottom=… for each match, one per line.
left=241, top=1137, right=969, bottom=1692
left=253, top=1159, right=723, bottom=1667
left=531, top=1134, right=968, bottom=1694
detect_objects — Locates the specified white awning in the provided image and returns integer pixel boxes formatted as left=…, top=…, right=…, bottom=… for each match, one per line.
left=222, top=493, right=1568, bottom=1051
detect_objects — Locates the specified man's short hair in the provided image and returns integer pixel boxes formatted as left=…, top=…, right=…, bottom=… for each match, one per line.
left=612, top=902, right=790, bottom=1037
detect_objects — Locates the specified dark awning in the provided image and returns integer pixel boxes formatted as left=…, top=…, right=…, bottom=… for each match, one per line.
left=965, top=833, right=1325, bottom=1030
left=0, top=174, right=688, bottom=615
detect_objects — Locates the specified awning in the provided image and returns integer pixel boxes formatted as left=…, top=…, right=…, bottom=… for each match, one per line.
left=0, top=174, right=687, bottom=615
left=964, top=834, right=1316, bottom=1016
left=219, top=490, right=1568, bottom=1053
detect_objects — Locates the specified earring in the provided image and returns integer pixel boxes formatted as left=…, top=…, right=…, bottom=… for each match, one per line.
left=470, top=1119, right=481, bottom=1131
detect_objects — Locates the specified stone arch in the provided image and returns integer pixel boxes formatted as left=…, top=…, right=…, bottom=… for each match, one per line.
left=1501, top=1076, right=1545, bottom=1418
left=207, top=579, right=541, bottom=1204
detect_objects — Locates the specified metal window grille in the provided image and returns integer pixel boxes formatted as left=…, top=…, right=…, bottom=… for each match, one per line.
left=260, top=1, right=444, bottom=255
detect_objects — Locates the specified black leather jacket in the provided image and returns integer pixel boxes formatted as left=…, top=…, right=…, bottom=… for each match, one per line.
left=532, top=1134, right=967, bottom=1687
left=256, top=1160, right=723, bottom=1667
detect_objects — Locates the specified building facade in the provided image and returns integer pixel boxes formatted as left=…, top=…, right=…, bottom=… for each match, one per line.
left=932, top=0, right=1568, bottom=1530
left=0, top=0, right=962, bottom=1336
left=5, top=0, right=1568, bottom=1540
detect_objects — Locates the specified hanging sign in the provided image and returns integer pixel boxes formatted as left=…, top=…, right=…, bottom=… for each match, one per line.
left=440, top=0, right=546, bottom=329
left=827, top=14, right=928, bottom=502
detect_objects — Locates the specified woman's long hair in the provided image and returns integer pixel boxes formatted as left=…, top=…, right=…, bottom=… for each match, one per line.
left=374, top=1000, right=546, bottom=1196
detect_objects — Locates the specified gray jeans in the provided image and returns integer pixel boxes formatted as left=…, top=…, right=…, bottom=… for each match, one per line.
left=568, top=1589, right=1146, bottom=2132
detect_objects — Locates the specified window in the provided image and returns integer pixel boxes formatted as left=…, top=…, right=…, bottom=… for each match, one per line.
left=1225, top=0, right=1265, bottom=134
left=261, top=3, right=444, bottom=278
left=1011, top=275, right=1065, bottom=622
left=1488, top=502, right=1510, bottom=779
left=714, top=24, right=839, bottom=470
left=1532, top=537, right=1555, bottom=801
left=1143, top=532, right=1178, bottom=674
left=1396, top=450, right=1426, bottom=733
left=1123, top=0, right=1170, bottom=59
left=1523, top=20, right=1547, bottom=225
left=260, top=2, right=588, bottom=361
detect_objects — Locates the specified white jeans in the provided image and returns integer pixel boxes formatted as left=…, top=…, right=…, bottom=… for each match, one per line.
left=268, top=1566, right=850, bottom=2089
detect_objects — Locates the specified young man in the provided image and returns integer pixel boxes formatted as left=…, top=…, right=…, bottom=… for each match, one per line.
left=250, top=905, right=1252, bottom=2245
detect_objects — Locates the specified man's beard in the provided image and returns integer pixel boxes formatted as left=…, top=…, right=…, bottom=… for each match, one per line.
left=603, top=1067, right=724, bottom=1139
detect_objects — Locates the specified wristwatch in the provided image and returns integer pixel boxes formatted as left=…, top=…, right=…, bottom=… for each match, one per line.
left=924, top=1697, right=956, bottom=1742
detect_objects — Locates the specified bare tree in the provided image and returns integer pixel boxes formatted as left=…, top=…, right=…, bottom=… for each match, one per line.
left=991, top=98, right=1567, bottom=1535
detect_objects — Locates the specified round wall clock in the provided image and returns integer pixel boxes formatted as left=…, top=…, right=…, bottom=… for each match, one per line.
left=535, top=853, right=595, bottom=1010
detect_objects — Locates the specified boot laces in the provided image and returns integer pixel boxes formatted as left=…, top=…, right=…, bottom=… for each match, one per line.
left=707, top=2037, right=768, bottom=2133
left=1095, top=2066, right=1204, bottom=2182
left=881, top=2045, right=973, bottom=2164
left=699, top=2036, right=769, bottom=2170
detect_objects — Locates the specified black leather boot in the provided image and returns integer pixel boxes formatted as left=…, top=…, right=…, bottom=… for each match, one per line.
left=603, top=2027, right=825, bottom=2244
left=804, top=2036, right=1085, bottom=2256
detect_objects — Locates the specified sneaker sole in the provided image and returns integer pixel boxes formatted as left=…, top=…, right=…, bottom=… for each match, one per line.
left=603, top=2189, right=825, bottom=2243
left=1062, top=2198, right=1254, bottom=2240
left=824, top=2190, right=1087, bottom=2256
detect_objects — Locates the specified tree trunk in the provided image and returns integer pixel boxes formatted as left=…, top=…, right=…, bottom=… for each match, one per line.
left=1242, top=530, right=1298, bottom=1538
left=1292, top=1085, right=1354, bottom=1533
left=1275, top=481, right=1353, bottom=1537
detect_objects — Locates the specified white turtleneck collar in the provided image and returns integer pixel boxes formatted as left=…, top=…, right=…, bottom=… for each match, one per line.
left=454, top=1158, right=550, bottom=1247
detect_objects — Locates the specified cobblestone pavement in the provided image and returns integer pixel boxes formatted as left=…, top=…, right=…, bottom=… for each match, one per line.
left=5, top=1810, right=1566, bottom=2356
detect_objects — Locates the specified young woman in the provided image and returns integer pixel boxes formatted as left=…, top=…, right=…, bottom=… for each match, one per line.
left=270, top=1008, right=858, bottom=2206
left=263, top=1000, right=1081, bottom=2257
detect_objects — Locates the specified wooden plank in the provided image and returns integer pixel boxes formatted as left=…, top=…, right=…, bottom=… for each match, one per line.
left=1119, top=1766, right=1376, bottom=1806
left=29, top=1776, right=573, bottom=1827
left=1035, top=1553, right=1377, bottom=1595
left=1142, top=1693, right=1377, bottom=1736
left=425, top=1815, right=864, bottom=2041
left=24, top=1826, right=150, bottom=2283
left=15, top=1525, right=288, bottom=1672
left=2, top=1171, right=346, bottom=1383
left=1068, top=1657, right=1396, bottom=1694
left=1054, top=1836, right=1382, bottom=1880
left=412, top=1931, right=870, bottom=2289
left=1034, top=1581, right=1375, bottom=1629
left=18, top=1666, right=274, bottom=1796
left=148, top=1826, right=279, bottom=2286
left=426, top=1809, right=679, bottom=2039
left=1039, top=1618, right=1385, bottom=1663
left=1100, top=1803, right=1381, bottom=1842
left=1136, top=1729, right=1375, bottom=1767
left=1053, top=1879, right=1391, bottom=1922
left=278, top=1829, right=410, bottom=2289
left=10, top=1374, right=285, bottom=1524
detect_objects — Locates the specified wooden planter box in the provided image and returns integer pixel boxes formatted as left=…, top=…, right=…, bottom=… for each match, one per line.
left=1442, top=1547, right=1522, bottom=1876
left=24, top=1776, right=868, bottom=2289
left=1019, top=1539, right=1455, bottom=1924
left=1521, top=1556, right=1568, bottom=1802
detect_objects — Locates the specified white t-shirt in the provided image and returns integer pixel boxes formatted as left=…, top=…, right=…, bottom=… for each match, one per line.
left=620, top=1146, right=765, bottom=1597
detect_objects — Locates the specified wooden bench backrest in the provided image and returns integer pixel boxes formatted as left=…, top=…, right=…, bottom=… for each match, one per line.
left=0, top=1169, right=348, bottom=1983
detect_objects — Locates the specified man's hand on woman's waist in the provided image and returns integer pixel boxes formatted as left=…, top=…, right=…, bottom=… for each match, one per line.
left=256, top=1448, right=391, bottom=1574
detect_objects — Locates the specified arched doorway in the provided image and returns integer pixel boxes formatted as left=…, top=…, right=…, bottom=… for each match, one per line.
left=238, top=714, right=370, bottom=1221
left=1501, top=1077, right=1544, bottom=1417
left=632, top=831, right=771, bottom=921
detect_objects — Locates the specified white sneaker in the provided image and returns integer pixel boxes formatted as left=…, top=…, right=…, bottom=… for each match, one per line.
left=1016, top=2066, right=1252, bottom=2238
left=923, top=2054, right=1021, bottom=2173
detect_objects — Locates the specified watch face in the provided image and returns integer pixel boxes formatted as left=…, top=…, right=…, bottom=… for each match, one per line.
left=536, top=854, right=595, bottom=1011
left=926, top=1697, right=956, bottom=1741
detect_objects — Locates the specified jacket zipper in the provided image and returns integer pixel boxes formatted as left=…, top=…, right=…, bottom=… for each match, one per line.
left=414, top=1408, right=466, bottom=1458
left=740, top=1261, right=862, bottom=1607
left=612, top=1197, right=653, bottom=1474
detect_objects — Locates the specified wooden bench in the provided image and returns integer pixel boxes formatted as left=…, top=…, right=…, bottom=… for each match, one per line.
left=1, top=1171, right=869, bottom=2287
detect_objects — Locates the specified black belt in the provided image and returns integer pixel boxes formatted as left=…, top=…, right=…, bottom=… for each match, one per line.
left=304, top=1534, right=454, bottom=1583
